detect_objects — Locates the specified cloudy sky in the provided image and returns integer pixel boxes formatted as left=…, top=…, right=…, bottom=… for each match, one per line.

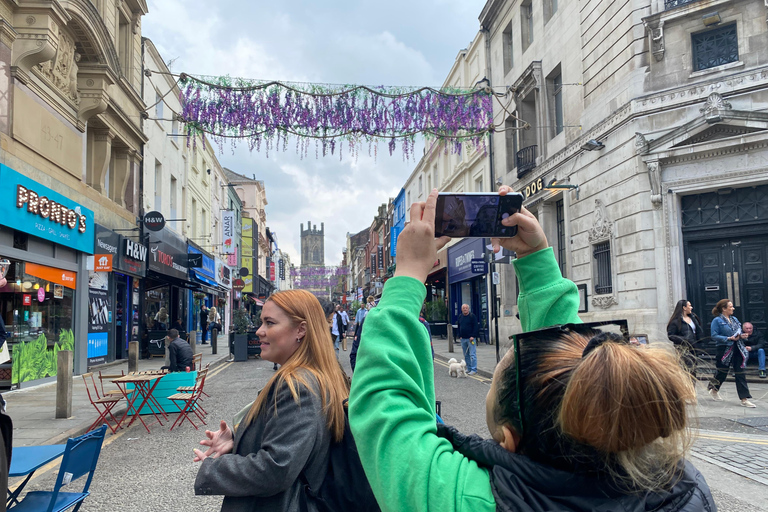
left=143, top=0, right=486, bottom=265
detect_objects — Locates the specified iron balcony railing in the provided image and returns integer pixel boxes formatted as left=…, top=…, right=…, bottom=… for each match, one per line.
left=664, top=0, right=698, bottom=9
left=516, top=145, right=537, bottom=178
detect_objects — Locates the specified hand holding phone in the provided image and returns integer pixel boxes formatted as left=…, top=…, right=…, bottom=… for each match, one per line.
left=490, top=186, right=549, bottom=259
left=434, top=192, right=524, bottom=238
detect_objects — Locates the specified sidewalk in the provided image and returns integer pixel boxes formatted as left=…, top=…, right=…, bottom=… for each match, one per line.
left=5, top=341, right=230, bottom=447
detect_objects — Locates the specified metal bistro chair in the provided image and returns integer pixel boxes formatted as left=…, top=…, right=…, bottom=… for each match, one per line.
left=9, top=425, right=108, bottom=512
left=175, top=364, right=210, bottom=415
left=192, top=352, right=203, bottom=372
left=82, top=373, right=123, bottom=435
left=167, top=366, right=209, bottom=431
left=97, top=370, right=125, bottom=397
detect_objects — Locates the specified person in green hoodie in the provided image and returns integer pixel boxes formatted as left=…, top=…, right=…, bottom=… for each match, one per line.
left=349, top=187, right=714, bottom=512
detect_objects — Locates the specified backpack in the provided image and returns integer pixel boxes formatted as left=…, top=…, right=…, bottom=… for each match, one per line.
left=300, top=400, right=381, bottom=512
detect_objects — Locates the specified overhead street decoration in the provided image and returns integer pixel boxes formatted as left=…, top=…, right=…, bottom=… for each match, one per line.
left=290, top=266, right=349, bottom=292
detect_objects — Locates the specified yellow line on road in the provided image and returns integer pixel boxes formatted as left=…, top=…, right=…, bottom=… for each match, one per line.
left=9, top=364, right=232, bottom=493
left=696, top=432, right=768, bottom=446
left=434, top=359, right=492, bottom=384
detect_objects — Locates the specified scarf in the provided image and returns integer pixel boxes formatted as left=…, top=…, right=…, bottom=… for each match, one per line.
left=719, top=315, right=747, bottom=368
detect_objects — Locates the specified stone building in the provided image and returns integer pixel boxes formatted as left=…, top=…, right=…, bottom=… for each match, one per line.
left=480, top=0, right=768, bottom=346
left=300, top=221, right=325, bottom=267
left=0, top=0, right=148, bottom=383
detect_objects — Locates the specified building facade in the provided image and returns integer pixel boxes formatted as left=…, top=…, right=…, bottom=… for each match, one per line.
left=480, top=0, right=768, bottom=346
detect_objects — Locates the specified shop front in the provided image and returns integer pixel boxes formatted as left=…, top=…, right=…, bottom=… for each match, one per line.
left=447, top=238, right=489, bottom=344
left=144, top=229, right=190, bottom=357
left=215, top=258, right=231, bottom=334
left=425, top=247, right=449, bottom=337
left=0, top=164, right=94, bottom=388
left=187, top=244, right=219, bottom=342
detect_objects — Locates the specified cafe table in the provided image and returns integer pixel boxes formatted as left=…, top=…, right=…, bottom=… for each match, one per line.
left=112, top=373, right=168, bottom=433
left=7, top=444, right=66, bottom=507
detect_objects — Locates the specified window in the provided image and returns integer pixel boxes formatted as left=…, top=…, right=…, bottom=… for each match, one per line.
left=593, top=241, right=612, bottom=295
left=521, top=1, right=534, bottom=51
left=118, top=12, right=130, bottom=76
left=407, top=190, right=411, bottom=208
left=475, top=176, right=484, bottom=192
left=155, top=91, right=163, bottom=121
left=154, top=161, right=162, bottom=211
left=170, top=176, right=177, bottom=220
left=191, top=198, right=198, bottom=236
left=692, top=23, right=738, bottom=72
left=433, top=164, right=439, bottom=188
left=556, top=199, right=566, bottom=277
left=172, top=118, right=179, bottom=136
left=502, top=22, right=514, bottom=75
left=544, top=0, right=558, bottom=23
left=418, top=176, right=423, bottom=197
left=550, top=72, right=563, bottom=136
left=505, top=115, right=519, bottom=172
left=427, top=173, right=432, bottom=194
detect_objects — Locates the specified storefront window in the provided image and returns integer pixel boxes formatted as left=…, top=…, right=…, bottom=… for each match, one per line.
left=0, top=258, right=75, bottom=387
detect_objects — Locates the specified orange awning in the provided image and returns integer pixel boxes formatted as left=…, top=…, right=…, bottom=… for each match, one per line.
left=25, top=262, right=77, bottom=289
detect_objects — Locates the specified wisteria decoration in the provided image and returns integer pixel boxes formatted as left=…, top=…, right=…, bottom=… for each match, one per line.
left=290, top=266, right=349, bottom=290
left=178, top=74, right=494, bottom=160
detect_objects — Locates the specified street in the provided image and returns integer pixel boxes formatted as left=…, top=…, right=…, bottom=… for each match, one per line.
left=10, top=352, right=768, bottom=511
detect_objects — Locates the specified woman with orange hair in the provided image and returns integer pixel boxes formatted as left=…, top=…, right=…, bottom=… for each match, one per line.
left=193, top=289, right=349, bottom=512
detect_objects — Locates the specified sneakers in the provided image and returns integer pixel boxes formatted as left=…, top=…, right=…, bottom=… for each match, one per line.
left=467, top=370, right=477, bottom=376
left=760, top=370, right=767, bottom=379
left=742, top=399, right=757, bottom=408
left=708, top=388, right=724, bottom=401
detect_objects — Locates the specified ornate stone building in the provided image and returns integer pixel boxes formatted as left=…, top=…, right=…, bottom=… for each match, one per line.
left=480, top=0, right=768, bottom=347
left=300, top=221, right=324, bottom=267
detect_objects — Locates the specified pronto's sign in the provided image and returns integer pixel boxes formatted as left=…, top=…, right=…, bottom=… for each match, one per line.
left=0, top=165, right=94, bottom=253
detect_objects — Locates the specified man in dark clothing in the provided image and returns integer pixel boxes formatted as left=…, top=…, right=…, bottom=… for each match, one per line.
left=163, top=329, right=194, bottom=372
left=200, top=305, right=209, bottom=345
left=457, top=304, right=479, bottom=375
left=744, top=322, right=766, bottom=378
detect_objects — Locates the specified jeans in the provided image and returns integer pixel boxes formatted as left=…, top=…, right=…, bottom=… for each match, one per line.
left=748, top=348, right=766, bottom=370
left=333, top=334, right=341, bottom=359
left=711, top=344, right=751, bottom=400
left=201, top=325, right=208, bottom=343
left=461, top=338, right=477, bottom=373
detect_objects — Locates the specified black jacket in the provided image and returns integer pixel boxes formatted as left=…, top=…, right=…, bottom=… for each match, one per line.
left=667, top=315, right=703, bottom=348
left=200, top=309, right=209, bottom=329
left=457, top=313, right=479, bottom=339
left=436, top=424, right=715, bottom=512
left=168, top=337, right=194, bottom=372
left=745, top=330, right=765, bottom=352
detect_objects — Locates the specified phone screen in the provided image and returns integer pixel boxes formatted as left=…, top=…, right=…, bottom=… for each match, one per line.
left=434, top=193, right=523, bottom=238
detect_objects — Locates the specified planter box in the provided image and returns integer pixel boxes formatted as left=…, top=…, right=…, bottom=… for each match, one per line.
left=127, top=371, right=197, bottom=414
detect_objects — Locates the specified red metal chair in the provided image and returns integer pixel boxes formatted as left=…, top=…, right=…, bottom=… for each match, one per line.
left=97, top=370, right=125, bottom=397
left=167, top=367, right=209, bottom=431
left=82, top=373, right=123, bottom=434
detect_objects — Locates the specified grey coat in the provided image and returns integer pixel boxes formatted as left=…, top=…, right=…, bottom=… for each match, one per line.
left=195, top=370, right=331, bottom=512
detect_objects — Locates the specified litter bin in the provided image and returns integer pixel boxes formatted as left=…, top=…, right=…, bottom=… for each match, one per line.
left=233, top=333, right=248, bottom=362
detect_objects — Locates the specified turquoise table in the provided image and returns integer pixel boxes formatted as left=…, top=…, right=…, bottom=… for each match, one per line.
left=126, top=371, right=197, bottom=415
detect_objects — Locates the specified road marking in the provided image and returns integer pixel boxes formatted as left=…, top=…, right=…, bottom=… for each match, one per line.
left=9, top=364, right=232, bottom=493
left=696, top=432, right=768, bottom=446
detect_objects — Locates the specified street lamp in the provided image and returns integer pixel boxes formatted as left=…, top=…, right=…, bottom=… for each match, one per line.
left=544, top=178, right=580, bottom=200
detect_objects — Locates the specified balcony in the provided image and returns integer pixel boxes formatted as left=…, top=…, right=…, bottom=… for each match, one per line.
left=516, top=145, right=537, bottom=178
left=664, top=0, right=698, bottom=9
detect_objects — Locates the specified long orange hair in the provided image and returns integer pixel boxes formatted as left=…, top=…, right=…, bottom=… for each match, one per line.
left=243, top=290, right=349, bottom=441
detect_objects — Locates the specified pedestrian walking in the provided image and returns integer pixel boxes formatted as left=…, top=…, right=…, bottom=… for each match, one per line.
left=193, top=289, right=350, bottom=512
left=744, top=322, right=766, bottom=378
left=208, top=306, right=222, bottom=334
left=666, top=299, right=702, bottom=377
left=337, top=305, right=348, bottom=351
left=708, top=299, right=755, bottom=407
left=457, top=304, right=479, bottom=375
left=350, top=299, right=377, bottom=372
left=330, top=305, right=344, bottom=359
left=349, top=187, right=714, bottom=512
left=200, top=304, right=210, bottom=344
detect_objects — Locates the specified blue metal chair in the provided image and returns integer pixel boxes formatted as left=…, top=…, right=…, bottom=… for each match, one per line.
left=10, top=425, right=107, bottom=512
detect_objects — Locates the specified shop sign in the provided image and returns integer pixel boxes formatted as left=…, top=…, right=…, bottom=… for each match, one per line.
left=94, top=255, right=113, bottom=272
left=242, top=257, right=254, bottom=293
left=269, top=260, right=276, bottom=281
left=470, top=258, right=487, bottom=274
left=37, top=287, right=45, bottom=302
left=25, top=262, right=77, bottom=289
left=119, top=238, right=147, bottom=277
left=523, top=177, right=545, bottom=200
left=148, top=229, right=188, bottom=279
left=447, top=238, right=486, bottom=284
left=187, top=254, right=203, bottom=268
left=22, top=294, right=31, bottom=306
left=232, top=278, right=245, bottom=291
left=0, top=164, right=94, bottom=253
left=222, top=211, right=235, bottom=254
left=188, top=246, right=215, bottom=279
left=87, top=288, right=110, bottom=366
left=94, top=225, right=120, bottom=257
left=144, top=211, right=165, bottom=232
left=227, top=246, right=238, bottom=267
left=215, top=258, right=231, bottom=287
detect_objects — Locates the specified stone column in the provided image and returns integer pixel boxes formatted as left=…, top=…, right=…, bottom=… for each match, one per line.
left=111, top=148, right=134, bottom=207
left=87, top=128, right=113, bottom=194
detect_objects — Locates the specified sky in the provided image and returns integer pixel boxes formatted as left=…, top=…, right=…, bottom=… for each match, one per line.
left=143, top=0, right=487, bottom=265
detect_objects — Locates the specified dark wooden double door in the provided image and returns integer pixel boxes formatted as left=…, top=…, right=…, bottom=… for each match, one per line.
left=686, top=235, right=768, bottom=354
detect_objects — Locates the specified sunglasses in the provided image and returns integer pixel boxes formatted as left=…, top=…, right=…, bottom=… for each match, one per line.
left=509, top=320, right=630, bottom=437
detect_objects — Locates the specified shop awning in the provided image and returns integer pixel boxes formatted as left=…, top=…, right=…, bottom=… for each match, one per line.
left=189, top=269, right=218, bottom=288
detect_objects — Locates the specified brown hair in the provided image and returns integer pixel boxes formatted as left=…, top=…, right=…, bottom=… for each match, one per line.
left=244, top=290, right=349, bottom=441
left=711, top=299, right=731, bottom=317
left=495, top=331, right=695, bottom=492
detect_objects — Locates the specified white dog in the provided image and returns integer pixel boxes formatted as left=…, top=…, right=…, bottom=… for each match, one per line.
left=448, top=359, right=468, bottom=378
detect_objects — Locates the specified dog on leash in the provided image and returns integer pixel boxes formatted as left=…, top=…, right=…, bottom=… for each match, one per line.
left=448, top=358, right=468, bottom=378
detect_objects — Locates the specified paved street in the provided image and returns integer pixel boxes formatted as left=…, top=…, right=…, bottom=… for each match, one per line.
left=8, top=344, right=768, bottom=511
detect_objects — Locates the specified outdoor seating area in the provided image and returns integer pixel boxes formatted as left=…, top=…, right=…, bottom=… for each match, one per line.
left=7, top=425, right=107, bottom=511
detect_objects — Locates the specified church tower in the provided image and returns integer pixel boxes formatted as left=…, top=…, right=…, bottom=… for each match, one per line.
left=300, top=221, right=325, bottom=267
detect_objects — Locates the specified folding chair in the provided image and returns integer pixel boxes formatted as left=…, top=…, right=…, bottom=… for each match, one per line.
left=82, top=373, right=123, bottom=435
left=97, top=370, right=125, bottom=397
left=192, top=353, right=203, bottom=371
left=10, top=425, right=108, bottom=512
left=175, top=364, right=209, bottom=415
left=167, top=367, right=208, bottom=431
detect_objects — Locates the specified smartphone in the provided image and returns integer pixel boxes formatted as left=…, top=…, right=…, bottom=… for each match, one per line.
left=434, top=192, right=524, bottom=238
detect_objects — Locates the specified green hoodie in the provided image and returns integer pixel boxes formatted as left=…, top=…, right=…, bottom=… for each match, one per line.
left=349, top=247, right=581, bottom=512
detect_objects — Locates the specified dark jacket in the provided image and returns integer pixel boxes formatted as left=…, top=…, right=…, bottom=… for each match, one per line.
left=195, top=370, right=331, bottom=512
left=200, top=308, right=209, bottom=330
left=667, top=315, right=703, bottom=348
left=436, top=424, right=715, bottom=512
left=457, top=312, right=479, bottom=339
left=168, top=336, right=193, bottom=372
left=745, top=330, right=766, bottom=352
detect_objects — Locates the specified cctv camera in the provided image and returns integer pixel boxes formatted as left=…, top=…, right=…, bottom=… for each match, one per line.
left=206, top=169, right=211, bottom=175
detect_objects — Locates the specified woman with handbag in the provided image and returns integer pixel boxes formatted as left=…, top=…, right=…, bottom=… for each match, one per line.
left=708, top=298, right=754, bottom=407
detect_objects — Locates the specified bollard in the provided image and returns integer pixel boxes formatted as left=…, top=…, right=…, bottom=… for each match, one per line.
left=211, top=328, right=218, bottom=355
left=55, top=350, right=73, bottom=419
left=189, top=331, right=197, bottom=355
left=448, top=324, right=455, bottom=353
left=128, top=341, right=139, bottom=373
